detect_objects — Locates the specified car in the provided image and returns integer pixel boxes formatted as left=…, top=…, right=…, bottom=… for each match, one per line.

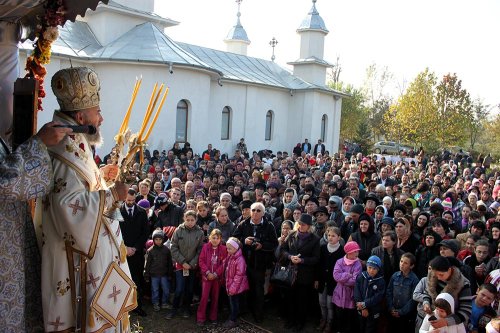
left=373, top=141, right=412, bottom=154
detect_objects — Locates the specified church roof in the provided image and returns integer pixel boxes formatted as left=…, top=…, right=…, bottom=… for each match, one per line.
left=20, top=20, right=344, bottom=95
left=225, top=20, right=250, bottom=43
left=297, top=0, right=328, bottom=34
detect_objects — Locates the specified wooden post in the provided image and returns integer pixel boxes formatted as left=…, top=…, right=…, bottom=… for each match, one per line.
left=13, top=78, right=38, bottom=150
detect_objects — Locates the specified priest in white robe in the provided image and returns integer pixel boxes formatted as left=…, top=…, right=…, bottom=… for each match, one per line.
left=36, top=67, right=136, bottom=333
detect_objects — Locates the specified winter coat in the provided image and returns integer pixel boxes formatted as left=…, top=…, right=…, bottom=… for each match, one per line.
left=154, top=203, right=184, bottom=228
left=332, top=257, right=362, bottom=309
left=413, top=268, right=472, bottom=330
left=225, top=248, right=249, bottom=296
left=316, top=243, right=345, bottom=295
left=354, top=270, right=386, bottom=316
left=280, top=230, right=320, bottom=285
left=350, top=231, right=381, bottom=263
left=198, top=243, right=227, bottom=282
left=415, top=245, right=441, bottom=278
left=371, top=245, right=404, bottom=283
left=144, top=244, right=173, bottom=278
left=419, top=293, right=466, bottom=333
left=170, top=223, right=204, bottom=269
left=232, top=216, right=278, bottom=271
left=386, top=270, right=419, bottom=316
left=208, top=220, right=235, bottom=243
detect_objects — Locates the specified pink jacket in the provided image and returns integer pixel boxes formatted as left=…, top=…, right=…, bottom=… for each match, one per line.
left=332, top=257, right=362, bottom=309
left=224, top=248, right=249, bottom=296
left=198, top=243, right=227, bottom=281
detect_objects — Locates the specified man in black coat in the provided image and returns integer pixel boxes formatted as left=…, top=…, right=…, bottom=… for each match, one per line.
left=120, top=189, right=150, bottom=316
left=152, top=195, right=184, bottom=228
left=301, top=138, right=311, bottom=154
left=313, top=139, right=326, bottom=156
left=232, top=202, right=278, bottom=323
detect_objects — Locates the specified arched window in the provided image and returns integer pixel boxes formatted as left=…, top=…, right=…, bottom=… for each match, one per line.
left=265, top=110, right=273, bottom=141
left=321, top=114, right=328, bottom=142
left=221, top=106, right=231, bottom=140
left=176, top=100, right=188, bottom=142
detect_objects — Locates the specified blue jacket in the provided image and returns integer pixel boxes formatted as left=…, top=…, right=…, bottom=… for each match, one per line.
left=354, top=270, right=385, bottom=316
left=386, top=270, right=419, bottom=316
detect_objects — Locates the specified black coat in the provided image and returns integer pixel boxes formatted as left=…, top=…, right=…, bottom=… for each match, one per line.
left=317, top=243, right=345, bottom=294
left=232, top=216, right=278, bottom=271
left=153, top=203, right=184, bottom=228
left=120, top=204, right=149, bottom=253
left=280, top=231, right=320, bottom=285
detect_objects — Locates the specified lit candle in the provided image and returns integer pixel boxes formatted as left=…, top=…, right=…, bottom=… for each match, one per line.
left=143, top=87, right=169, bottom=142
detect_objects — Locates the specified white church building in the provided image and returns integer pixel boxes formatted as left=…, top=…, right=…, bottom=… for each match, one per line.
left=21, top=0, right=346, bottom=157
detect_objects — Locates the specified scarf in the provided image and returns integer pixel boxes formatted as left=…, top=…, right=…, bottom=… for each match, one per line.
left=327, top=242, right=341, bottom=253
left=344, top=256, right=358, bottom=266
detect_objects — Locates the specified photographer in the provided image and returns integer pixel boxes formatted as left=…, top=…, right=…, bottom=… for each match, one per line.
left=233, top=202, right=278, bottom=323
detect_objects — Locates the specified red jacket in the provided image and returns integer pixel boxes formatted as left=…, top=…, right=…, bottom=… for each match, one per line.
left=224, top=249, right=249, bottom=296
left=198, top=243, right=227, bottom=281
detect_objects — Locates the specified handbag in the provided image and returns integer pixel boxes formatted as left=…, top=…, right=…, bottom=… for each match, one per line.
left=270, top=262, right=297, bottom=287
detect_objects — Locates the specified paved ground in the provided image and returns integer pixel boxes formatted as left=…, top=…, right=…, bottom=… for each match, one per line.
left=129, top=298, right=320, bottom=333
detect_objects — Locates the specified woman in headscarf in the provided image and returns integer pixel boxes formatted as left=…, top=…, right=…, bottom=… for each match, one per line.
left=395, top=216, right=420, bottom=254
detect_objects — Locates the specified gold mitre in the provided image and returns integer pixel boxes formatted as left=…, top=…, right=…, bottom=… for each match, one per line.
left=51, top=67, right=100, bottom=111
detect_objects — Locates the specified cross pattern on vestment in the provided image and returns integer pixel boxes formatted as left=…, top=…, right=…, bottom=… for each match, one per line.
left=49, top=316, right=65, bottom=330
left=108, top=284, right=121, bottom=303
left=94, top=171, right=101, bottom=190
left=87, top=273, right=101, bottom=289
left=68, top=199, right=84, bottom=215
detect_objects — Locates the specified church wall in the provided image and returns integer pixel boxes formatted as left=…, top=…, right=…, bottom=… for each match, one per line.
left=293, top=63, right=327, bottom=86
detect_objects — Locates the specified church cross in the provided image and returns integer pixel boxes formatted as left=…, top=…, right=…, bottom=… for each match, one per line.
left=86, top=273, right=101, bottom=289
left=68, top=199, right=84, bottom=215
left=49, top=316, right=65, bottom=330
left=107, top=284, right=121, bottom=303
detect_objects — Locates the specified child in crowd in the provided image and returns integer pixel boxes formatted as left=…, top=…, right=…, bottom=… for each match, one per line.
left=144, top=229, right=173, bottom=311
left=332, top=241, right=362, bottom=333
left=224, top=237, right=249, bottom=328
left=196, top=229, right=227, bottom=326
left=386, top=253, right=420, bottom=333
left=196, top=201, right=214, bottom=238
left=168, top=210, right=204, bottom=319
left=317, top=226, right=345, bottom=333
left=468, top=283, right=498, bottom=333
left=354, top=255, right=386, bottom=333
left=419, top=292, right=467, bottom=333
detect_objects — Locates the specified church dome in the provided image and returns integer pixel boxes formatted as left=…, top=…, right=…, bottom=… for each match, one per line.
left=297, top=0, right=328, bottom=33
left=225, top=12, right=250, bottom=43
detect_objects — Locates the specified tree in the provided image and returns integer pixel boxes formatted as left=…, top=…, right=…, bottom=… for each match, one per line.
left=329, top=82, right=369, bottom=142
left=354, top=117, right=372, bottom=155
left=434, top=73, right=472, bottom=147
left=467, top=99, right=490, bottom=150
left=383, top=68, right=437, bottom=149
left=370, top=98, right=390, bottom=141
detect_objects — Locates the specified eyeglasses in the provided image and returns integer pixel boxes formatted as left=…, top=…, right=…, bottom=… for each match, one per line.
left=251, top=209, right=262, bottom=212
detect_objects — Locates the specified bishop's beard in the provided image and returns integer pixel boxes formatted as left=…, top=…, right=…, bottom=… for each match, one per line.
left=85, top=127, right=103, bottom=148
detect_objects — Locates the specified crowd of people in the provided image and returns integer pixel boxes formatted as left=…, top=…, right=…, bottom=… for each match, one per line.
left=110, top=139, right=500, bottom=333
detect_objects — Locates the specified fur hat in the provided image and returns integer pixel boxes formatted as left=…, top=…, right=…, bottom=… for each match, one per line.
left=51, top=67, right=100, bottom=111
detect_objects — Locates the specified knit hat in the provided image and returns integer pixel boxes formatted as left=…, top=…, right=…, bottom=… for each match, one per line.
left=162, top=226, right=176, bottom=240
left=137, top=199, right=151, bottom=209
left=350, top=204, right=365, bottom=215
left=442, top=197, right=453, bottom=211
left=152, top=229, right=164, bottom=240
left=299, top=214, right=313, bottom=225
left=438, top=239, right=459, bottom=255
left=240, top=200, right=253, bottom=210
left=154, top=195, right=169, bottom=208
left=380, top=217, right=394, bottom=228
left=393, top=204, right=407, bottom=214
left=366, top=255, right=382, bottom=270
left=344, top=241, right=361, bottom=254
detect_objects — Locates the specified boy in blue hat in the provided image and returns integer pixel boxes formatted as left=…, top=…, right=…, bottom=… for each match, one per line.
left=354, top=255, right=386, bottom=333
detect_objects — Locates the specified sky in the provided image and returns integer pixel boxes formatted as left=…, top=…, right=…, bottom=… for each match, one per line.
left=155, top=0, right=499, bottom=108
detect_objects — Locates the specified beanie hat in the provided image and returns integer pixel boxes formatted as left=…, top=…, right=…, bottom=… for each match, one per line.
left=380, top=217, right=394, bottom=228
left=366, top=255, right=382, bottom=270
left=438, top=239, right=459, bottom=255
left=442, top=197, right=453, bottom=211
left=152, top=229, right=164, bottom=240
left=350, top=204, right=365, bottom=215
left=344, top=241, right=361, bottom=254
left=137, top=199, right=151, bottom=209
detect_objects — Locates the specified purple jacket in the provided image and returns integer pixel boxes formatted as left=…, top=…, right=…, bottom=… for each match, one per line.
left=332, top=257, right=362, bottom=309
left=225, top=248, right=249, bottom=296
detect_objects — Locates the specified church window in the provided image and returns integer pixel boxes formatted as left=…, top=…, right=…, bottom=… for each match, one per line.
left=321, top=114, right=328, bottom=142
left=176, top=100, right=188, bottom=142
left=221, top=106, right=231, bottom=140
left=265, top=110, right=273, bottom=141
